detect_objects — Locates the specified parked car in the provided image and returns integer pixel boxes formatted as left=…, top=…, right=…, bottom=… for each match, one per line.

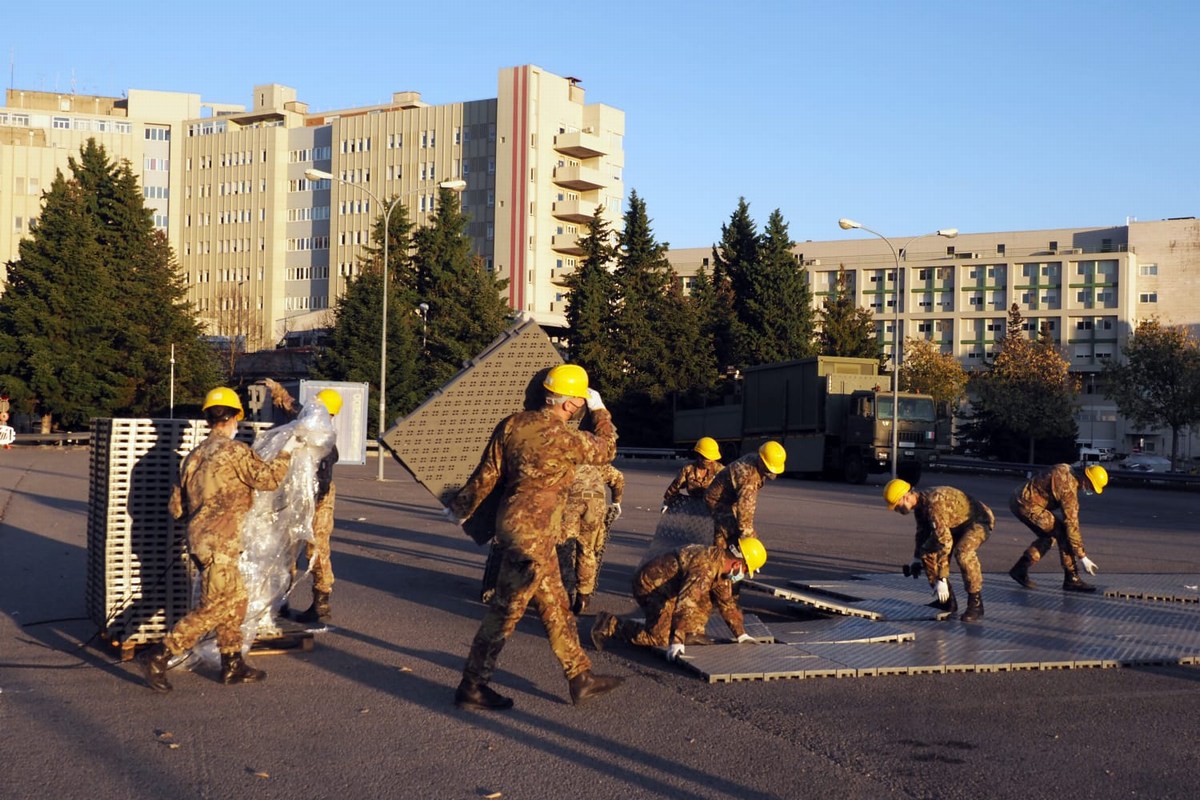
left=1117, top=454, right=1173, bottom=472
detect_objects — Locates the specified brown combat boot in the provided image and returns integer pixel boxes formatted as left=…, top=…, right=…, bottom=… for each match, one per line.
left=1063, top=570, right=1097, bottom=593
left=590, top=611, right=618, bottom=651
left=1009, top=555, right=1037, bottom=589
left=928, top=586, right=958, bottom=614
left=454, top=679, right=514, bottom=710
left=568, top=670, right=625, bottom=706
left=140, top=642, right=173, bottom=693
left=572, top=592, right=592, bottom=616
left=221, top=653, right=267, bottom=685
left=960, top=592, right=984, bottom=623
left=295, top=589, right=331, bottom=623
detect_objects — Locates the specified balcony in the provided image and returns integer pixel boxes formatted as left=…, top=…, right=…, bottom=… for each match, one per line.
left=553, top=163, right=606, bottom=191
left=554, top=129, right=607, bottom=159
left=551, top=197, right=596, bottom=224
left=551, top=233, right=585, bottom=255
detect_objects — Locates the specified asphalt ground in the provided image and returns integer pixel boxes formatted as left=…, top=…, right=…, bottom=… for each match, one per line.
left=2, top=447, right=1198, bottom=800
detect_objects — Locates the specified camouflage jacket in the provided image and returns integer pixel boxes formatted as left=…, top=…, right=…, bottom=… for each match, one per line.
left=664, top=458, right=723, bottom=503
left=1014, top=463, right=1086, bottom=555
left=704, top=453, right=766, bottom=535
left=450, top=407, right=617, bottom=553
left=168, top=432, right=292, bottom=564
left=635, top=544, right=745, bottom=642
left=913, top=486, right=994, bottom=560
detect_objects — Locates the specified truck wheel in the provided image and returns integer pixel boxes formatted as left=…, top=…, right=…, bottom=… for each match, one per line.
left=843, top=453, right=867, bottom=484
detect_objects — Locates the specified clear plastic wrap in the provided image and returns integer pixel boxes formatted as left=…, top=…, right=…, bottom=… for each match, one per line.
left=187, top=402, right=336, bottom=667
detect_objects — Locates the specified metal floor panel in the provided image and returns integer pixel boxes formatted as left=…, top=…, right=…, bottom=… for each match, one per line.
left=674, top=573, right=1200, bottom=683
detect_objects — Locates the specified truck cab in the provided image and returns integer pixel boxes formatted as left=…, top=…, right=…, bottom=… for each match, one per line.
left=842, top=390, right=940, bottom=482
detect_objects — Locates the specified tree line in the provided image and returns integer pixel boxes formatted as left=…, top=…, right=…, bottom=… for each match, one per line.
left=2, top=140, right=1197, bottom=463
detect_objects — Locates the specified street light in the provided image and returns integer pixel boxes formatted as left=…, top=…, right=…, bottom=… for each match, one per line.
left=416, top=302, right=429, bottom=351
left=837, top=219, right=958, bottom=479
left=306, top=167, right=404, bottom=481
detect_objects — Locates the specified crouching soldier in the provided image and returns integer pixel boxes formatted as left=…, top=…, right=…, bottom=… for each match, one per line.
left=590, top=538, right=767, bottom=662
left=884, top=479, right=994, bottom=623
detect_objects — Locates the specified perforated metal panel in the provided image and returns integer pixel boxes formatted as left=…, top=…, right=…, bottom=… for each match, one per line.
left=86, top=418, right=271, bottom=649
left=671, top=573, right=1200, bottom=683
left=381, top=319, right=562, bottom=506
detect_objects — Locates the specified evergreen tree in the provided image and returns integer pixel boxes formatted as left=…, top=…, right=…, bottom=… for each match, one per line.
left=1102, top=318, right=1200, bottom=468
left=817, top=267, right=879, bottom=359
left=562, top=207, right=621, bottom=393
left=0, top=140, right=217, bottom=429
left=711, top=198, right=760, bottom=366
left=412, top=186, right=511, bottom=400
left=610, top=190, right=711, bottom=444
left=689, top=265, right=741, bottom=376
left=312, top=195, right=421, bottom=430
left=746, top=209, right=816, bottom=363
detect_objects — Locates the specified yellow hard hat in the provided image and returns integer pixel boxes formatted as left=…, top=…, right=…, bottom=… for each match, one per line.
left=883, top=478, right=912, bottom=510
left=758, top=441, right=786, bottom=474
left=731, top=537, right=767, bottom=577
left=694, top=436, right=721, bottom=461
left=315, top=389, right=343, bottom=416
left=202, top=387, right=244, bottom=420
left=543, top=364, right=589, bottom=399
left=1084, top=464, right=1108, bottom=495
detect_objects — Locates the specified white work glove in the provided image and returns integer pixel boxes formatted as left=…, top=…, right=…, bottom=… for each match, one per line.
left=1079, top=556, right=1098, bottom=575
left=666, top=643, right=686, bottom=662
left=611, top=502, right=622, bottom=519
left=441, top=506, right=464, bottom=526
left=660, top=503, right=669, bottom=515
left=585, top=388, right=605, bottom=411
left=735, top=633, right=757, bottom=644
left=934, top=579, right=950, bottom=604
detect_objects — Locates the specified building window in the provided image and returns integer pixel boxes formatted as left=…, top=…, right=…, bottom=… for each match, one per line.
left=1139, top=292, right=1158, bottom=303
left=1140, top=263, right=1158, bottom=276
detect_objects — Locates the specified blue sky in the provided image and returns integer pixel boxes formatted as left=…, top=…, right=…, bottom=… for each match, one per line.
left=7, top=1, right=1197, bottom=249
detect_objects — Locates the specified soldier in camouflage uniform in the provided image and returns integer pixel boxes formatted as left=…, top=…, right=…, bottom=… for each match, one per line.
left=445, top=364, right=625, bottom=710
left=704, top=441, right=786, bottom=550
left=884, top=479, right=994, bottom=623
left=558, top=462, right=624, bottom=615
left=262, top=378, right=342, bottom=621
left=661, top=436, right=723, bottom=513
left=590, top=538, right=767, bottom=662
left=141, top=387, right=298, bottom=692
left=1008, top=463, right=1106, bottom=592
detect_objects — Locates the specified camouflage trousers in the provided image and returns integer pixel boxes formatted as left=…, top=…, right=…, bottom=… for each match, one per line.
left=1009, top=493, right=1080, bottom=574
left=922, top=523, right=990, bottom=595
left=614, top=584, right=710, bottom=648
left=560, top=495, right=608, bottom=596
left=291, top=484, right=336, bottom=593
left=163, top=554, right=248, bottom=656
left=462, top=540, right=592, bottom=685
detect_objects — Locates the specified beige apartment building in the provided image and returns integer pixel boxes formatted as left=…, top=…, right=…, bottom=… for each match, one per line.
left=0, top=65, right=625, bottom=348
left=669, top=218, right=1200, bottom=461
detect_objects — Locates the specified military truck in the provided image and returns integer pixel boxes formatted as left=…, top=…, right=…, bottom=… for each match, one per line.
left=674, top=356, right=944, bottom=483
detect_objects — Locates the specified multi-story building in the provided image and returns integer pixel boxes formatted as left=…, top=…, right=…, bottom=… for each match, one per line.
left=668, top=218, right=1200, bottom=460
left=0, top=64, right=625, bottom=347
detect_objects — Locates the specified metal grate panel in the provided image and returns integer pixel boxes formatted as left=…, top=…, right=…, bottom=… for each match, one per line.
left=381, top=319, right=562, bottom=507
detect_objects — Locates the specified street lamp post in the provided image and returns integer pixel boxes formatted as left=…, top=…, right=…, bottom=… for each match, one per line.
left=837, top=219, right=958, bottom=479
left=306, top=167, right=404, bottom=481
left=416, top=302, right=429, bottom=351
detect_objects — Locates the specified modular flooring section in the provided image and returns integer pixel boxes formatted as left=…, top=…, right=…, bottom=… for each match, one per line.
left=674, top=573, right=1200, bottom=683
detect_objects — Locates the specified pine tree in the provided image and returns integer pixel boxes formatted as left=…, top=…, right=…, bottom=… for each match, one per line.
left=746, top=209, right=816, bottom=363
left=312, top=196, right=422, bottom=429
left=817, top=267, right=879, bottom=359
left=689, top=266, right=741, bottom=376
left=562, top=207, right=621, bottom=393
left=412, top=186, right=511, bottom=400
left=711, top=198, right=760, bottom=367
